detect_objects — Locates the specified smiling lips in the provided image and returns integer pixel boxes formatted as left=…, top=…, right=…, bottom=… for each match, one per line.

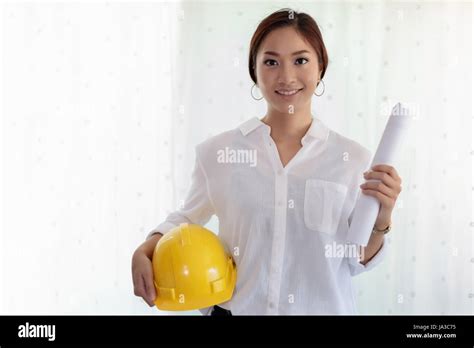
left=275, top=88, right=304, bottom=96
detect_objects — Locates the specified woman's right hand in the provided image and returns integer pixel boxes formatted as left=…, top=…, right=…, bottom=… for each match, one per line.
left=132, top=233, right=162, bottom=307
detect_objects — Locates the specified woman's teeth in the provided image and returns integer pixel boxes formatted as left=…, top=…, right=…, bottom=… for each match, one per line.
left=276, top=89, right=302, bottom=96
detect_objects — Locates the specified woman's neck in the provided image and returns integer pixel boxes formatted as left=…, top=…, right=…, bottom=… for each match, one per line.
left=260, top=107, right=313, bottom=143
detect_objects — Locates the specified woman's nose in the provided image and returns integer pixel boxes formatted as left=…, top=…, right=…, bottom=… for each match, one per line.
left=277, top=64, right=296, bottom=84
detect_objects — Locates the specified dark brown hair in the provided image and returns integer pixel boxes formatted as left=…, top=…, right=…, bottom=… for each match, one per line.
left=248, top=8, right=329, bottom=85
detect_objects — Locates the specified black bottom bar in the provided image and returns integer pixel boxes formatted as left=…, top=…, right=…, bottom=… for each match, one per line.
left=0, top=315, right=472, bottom=346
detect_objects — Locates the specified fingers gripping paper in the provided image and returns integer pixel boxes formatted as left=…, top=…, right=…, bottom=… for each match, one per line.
left=346, top=103, right=411, bottom=246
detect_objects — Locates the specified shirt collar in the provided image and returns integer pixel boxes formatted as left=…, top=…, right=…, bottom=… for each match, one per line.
left=238, top=117, right=266, bottom=136
left=239, top=116, right=329, bottom=142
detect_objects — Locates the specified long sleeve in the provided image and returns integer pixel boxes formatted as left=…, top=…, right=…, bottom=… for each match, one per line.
left=146, top=144, right=215, bottom=240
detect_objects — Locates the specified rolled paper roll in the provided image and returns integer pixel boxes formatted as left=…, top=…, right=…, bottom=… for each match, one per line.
left=346, top=102, right=411, bottom=246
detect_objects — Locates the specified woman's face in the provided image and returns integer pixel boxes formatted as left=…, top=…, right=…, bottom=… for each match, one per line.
left=254, top=26, right=322, bottom=114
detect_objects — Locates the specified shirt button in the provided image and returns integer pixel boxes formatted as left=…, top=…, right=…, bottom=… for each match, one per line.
left=269, top=303, right=274, bottom=309
left=277, top=201, right=283, bottom=207
left=277, top=169, right=283, bottom=176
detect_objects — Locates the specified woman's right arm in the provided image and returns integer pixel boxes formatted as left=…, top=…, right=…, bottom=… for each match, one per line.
left=131, top=232, right=163, bottom=306
left=132, top=143, right=215, bottom=307
left=140, top=232, right=164, bottom=259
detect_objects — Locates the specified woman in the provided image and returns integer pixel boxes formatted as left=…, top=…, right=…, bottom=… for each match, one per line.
left=132, top=8, right=402, bottom=315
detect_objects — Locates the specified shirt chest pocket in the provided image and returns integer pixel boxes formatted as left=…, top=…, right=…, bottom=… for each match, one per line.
left=303, top=179, right=348, bottom=236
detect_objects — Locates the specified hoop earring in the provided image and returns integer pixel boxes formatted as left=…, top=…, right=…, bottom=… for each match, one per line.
left=251, top=83, right=264, bottom=101
left=314, top=79, right=325, bottom=97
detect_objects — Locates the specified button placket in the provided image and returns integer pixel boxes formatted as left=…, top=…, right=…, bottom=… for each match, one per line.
left=260, top=132, right=290, bottom=314
left=266, top=169, right=288, bottom=314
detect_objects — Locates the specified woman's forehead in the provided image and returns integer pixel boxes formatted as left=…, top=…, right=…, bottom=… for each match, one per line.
left=259, top=27, right=316, bottom=56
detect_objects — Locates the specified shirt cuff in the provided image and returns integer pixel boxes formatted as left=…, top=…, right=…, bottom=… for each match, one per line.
left=146, top=221, right=178, bottom=240
left=348, top=238, right=388, bottom=276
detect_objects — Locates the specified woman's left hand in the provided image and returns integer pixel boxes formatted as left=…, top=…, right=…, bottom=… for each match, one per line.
left=360, top=164, right=402, bottom=230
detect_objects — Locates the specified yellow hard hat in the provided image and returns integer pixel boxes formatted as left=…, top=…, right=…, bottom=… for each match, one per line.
left=152, top=223, right=237, bottom=311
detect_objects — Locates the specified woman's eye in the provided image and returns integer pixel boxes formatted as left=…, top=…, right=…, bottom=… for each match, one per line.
left=264, top=59, right=277, bottom=66
left=296, top=57, right=309, bottom=65
left=264, top=58, right=308, bottom=66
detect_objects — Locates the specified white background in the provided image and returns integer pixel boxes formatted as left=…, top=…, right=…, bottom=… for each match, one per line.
left=0, top=0, right=472, bottom=315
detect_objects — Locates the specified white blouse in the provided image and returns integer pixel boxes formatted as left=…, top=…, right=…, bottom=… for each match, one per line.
left=148, top=116, right=388, bottom=315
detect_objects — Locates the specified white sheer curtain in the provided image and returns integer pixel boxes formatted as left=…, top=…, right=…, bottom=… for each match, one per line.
left=0, top=1, right=472, bottom=315
left=1, top=2, right=183, bottom=314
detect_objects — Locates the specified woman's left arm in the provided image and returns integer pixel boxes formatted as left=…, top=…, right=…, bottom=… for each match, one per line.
left=358, top=164, right=403, bottom=265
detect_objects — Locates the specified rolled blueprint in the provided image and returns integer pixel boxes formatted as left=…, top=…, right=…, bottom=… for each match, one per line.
left=346, top=102, right=411, bottom=246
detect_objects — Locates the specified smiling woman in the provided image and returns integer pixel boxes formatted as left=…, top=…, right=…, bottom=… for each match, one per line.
left=133, top=7, right=401, bottom=316
left=248, top=8, right=329, bottom=109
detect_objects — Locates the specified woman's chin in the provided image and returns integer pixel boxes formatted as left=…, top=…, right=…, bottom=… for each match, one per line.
left=271, top=98, right=310, bottom=113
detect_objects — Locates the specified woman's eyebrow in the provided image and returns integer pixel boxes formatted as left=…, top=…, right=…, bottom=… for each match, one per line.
left=263, top=50, right=310, bottom=56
